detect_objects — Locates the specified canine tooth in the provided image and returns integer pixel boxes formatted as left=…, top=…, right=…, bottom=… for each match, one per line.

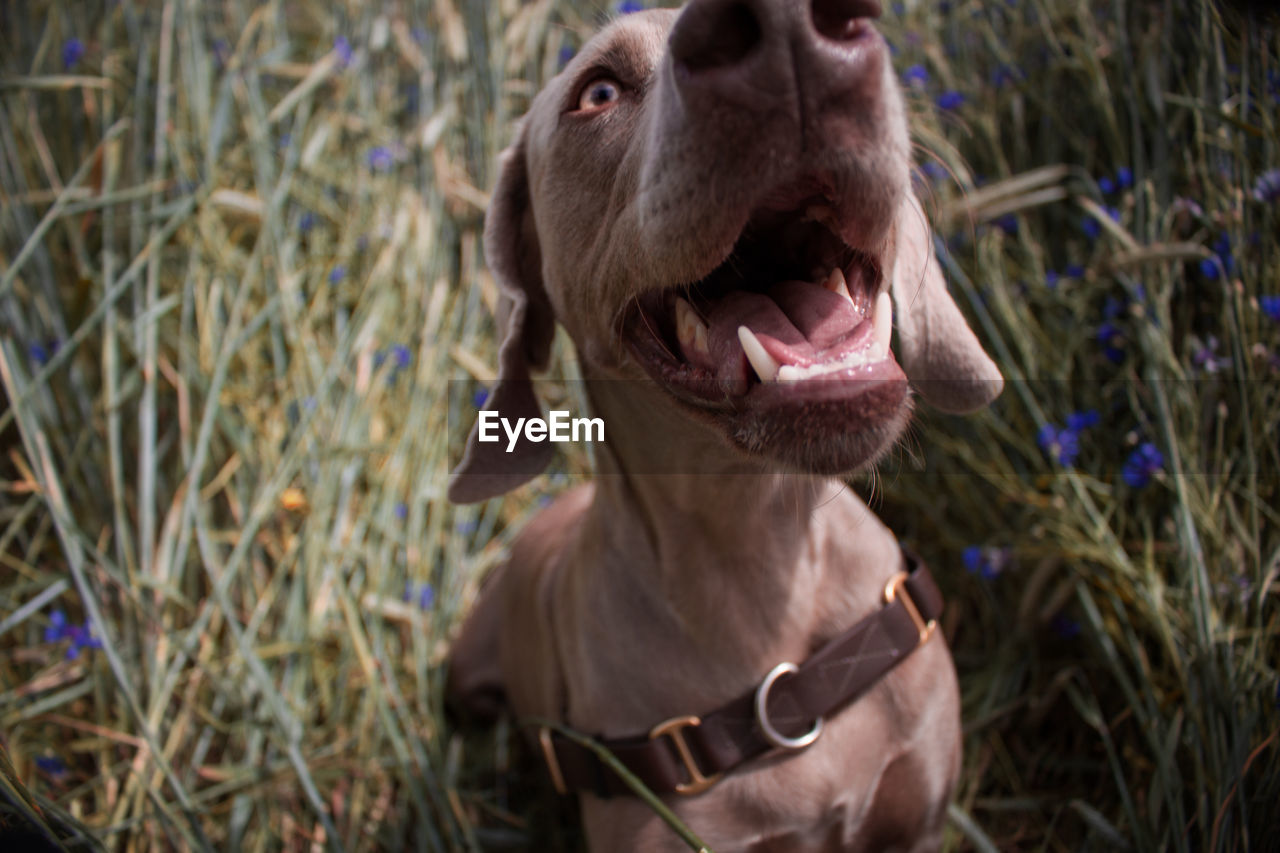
left=823, top=267, right=855, bottom=307
left=871, top=290, right=893, bottom=360
left=738, top=326, right=780, bottom=382
left=675, top=296, right=709, bottom=355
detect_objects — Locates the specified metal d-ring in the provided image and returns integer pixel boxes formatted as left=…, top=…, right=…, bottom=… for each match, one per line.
left=754, top=662, right=824, bottom=751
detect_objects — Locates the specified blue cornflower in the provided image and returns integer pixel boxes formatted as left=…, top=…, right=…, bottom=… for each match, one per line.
left=403, top=581, right=435, bottom=610
left=1066, top=409, right=1100, bottom=431
left=1253, top=169, right=1280, bottom=203
left=65, top=624, right=102, bottom=659
left=368, top=146, right=394, bottom=172
left=990, top=63, right=1021, bottom=88
left=1097, top=320, right=1125, bottom=364
left=1261, top=295, right=1280, bottom=323
left=1081, top=216, right=1102, bottom=241
left=558, top=45, right=577, bottom=68
left=1116, top=167, right=1134, bottom=189
left=1202, top=233, right=1236, bottom=279
left=935, top=90, right=964, bottom=110
left=299, top=211, right=316, bottom=233
left=920, top=161, right=948, bottom=182
left=35, top=756, right=67, bottom=776
left=29, top=341, right=51, bottom=365
left=617, top=0, right=645, bottom=12
left=63, top=38, right=85, bottom=69
left=1065, top=263, right=1085, bottom=278
left=1038, top=423, right=1081, bottom=466
left=1050, top=614, right=1081, bottom=640
left=993, top=213, right=1018, bottom=235
left=394, top=502, right=408, bottom=520
left=1192, top=336, right=1231, bottom=374
left=44, top=609, right=69, bottom=643
left=1122, top=442, right=1164, bottom=488
left=1098, top=176, right=1116, bottom=194
left=473, top=387, right=490, bottom=408
left=334, top=36, right=353, bottom=69
left=1045, top=270, right=1061, bottom=289
left=389, top=344, right=411, bottom=369
left=328, top=265, right=346, bottom=285
left=962, top=546, right=1011, bottom=581
left=902, top=64, right=929, bottom=86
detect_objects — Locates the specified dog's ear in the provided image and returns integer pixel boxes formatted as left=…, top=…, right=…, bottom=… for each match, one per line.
left=448, top=129, right=557, bottom=504
left=890, top=193, right=1003, bottom=414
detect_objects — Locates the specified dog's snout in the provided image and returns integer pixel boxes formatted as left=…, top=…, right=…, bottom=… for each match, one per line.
left=812, top=0, right=882, bottom=40
left=667, top=0, right=887, bottom=119
left=669, top=0, right=764, bottom=73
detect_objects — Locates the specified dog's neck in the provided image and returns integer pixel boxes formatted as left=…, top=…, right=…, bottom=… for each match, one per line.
left=578, top=376, right=902, bottom=676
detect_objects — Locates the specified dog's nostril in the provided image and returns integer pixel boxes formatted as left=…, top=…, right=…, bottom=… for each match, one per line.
left=811, top=0, right=882, bottom=40
left=670, top=0, right=763, bottom=72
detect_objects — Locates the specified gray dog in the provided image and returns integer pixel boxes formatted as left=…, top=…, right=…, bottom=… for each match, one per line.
left=447, top=1, right=1002, bottom=850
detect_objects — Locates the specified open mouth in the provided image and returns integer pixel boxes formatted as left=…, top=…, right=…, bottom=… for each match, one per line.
left=622, top=188, right=906, bottom=415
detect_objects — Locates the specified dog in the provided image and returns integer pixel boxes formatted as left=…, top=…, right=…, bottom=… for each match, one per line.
left=446, top=1, right=1003, bottom=850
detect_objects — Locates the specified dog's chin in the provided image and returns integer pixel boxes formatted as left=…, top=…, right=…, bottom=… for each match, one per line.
left=618, top=187, right=912, bottom=474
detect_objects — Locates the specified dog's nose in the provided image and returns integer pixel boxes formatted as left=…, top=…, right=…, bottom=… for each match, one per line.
left=669, top=0, right=882, bottom=76
left=670, top=0, right=880, bottom=117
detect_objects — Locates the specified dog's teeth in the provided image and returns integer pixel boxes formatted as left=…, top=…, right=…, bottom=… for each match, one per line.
left=823, top=267, right=855, bottom=307
left=675, top=296, right=710, bottom=356
left=871, top=290, right=892, bottom=361
left=738, top=326, right=780, bottom=382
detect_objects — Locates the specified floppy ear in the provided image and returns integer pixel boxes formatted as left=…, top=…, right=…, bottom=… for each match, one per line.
left=890, top=193, right=1003, bottom=414
left=447, top=128, right=558, bottom=504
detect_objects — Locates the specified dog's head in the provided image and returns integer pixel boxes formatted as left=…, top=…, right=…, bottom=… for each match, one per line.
left=449, top=0, right=1002, bottom=503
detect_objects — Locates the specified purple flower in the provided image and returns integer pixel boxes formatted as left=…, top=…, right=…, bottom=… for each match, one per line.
left=993, top=213, right=1018, bottom=235
left=920, top=160, right=948, bottom=182
left=65, top=624, right=102, bottom=659
left=389, top=344, right=411, bottom=369
left=35, top=756, right=67, bottom=776
left=1038, top=423, right=1081, bottom=467
left=394, top=502, right=408, bottom=520
left=963, top=546, right=1012, bottom=581
left=1253, top=169, right=1280, bottom=203
left=404, top=581, right=434, bottom=610
left=935, top=90, right=965, bottom=110
left=617, top=0, right=645, bottom=12
left=44, top=609, right=69, bottom=643
left=299, top=211, right=316, bottom=233
left=1261, top=295, right=1280, bottom=323
left=62, top=38, right=85, bottom=69
left=1098, top=176, right=1116, bottom=194
left=1050, top=614, right=1081, bottom=639
left=1122, top=442, right=1164, bottom=489
left=1065, top=263, right=1085, bottom=278
left=902, top=64, right=929, bottom=86
left=328, top=265, right=346, bottom=285
left=1097, top=321, right=1125, bottom=364
left=333, top=36, right=353, bottom=69
left=558, top=45, right=577, bottom=68
left=1116, top=167, right=1134, bottom=189
left=368, top=146, right=394, bottom=172
left=1066, top=409, right=1100, bottom=431
left=29, top=341, right=51, bottom=365
left=1045, top=270, right=1061, bottom=289
left=1191, top=336, right=1231, bottom=374
left=990, top=64, right=1022, bottom=88
left=473, top=387, right=490, bottom=408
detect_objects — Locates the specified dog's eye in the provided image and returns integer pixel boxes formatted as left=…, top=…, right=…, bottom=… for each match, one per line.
left=576, top=78, right=622, bottom=112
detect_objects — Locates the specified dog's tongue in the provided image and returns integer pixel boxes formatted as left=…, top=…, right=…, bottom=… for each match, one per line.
left=690, top=280, right=869, bottom=390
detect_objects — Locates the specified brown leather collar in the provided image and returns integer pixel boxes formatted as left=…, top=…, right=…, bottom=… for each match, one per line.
left=535, top=551, right=943, bottom=799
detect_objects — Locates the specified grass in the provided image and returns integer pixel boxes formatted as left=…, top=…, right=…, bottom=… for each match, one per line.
left=0, top=0, right=1276, bottom=850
